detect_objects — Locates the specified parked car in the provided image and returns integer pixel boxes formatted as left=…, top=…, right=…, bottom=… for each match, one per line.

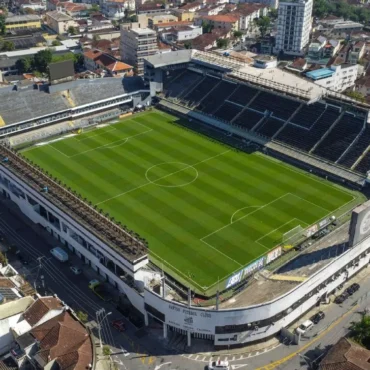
left=70, top=266, right=82, bottom=275
left=347, top=283, right=360, bottom=295
left=15, top=250, right=29, bottom=265
left=112, top=319, right=126, bottom=332
left=335, top=291, right=350, bottom=304
left=295, top=320, right=314, bottom=335
left=310, top=311, right=325, bottom=324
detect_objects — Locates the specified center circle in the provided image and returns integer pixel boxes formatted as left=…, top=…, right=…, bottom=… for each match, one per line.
left=145, top=162, right=199, bottom=188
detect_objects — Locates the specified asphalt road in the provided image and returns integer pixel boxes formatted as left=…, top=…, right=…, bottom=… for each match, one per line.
left=1, top=202, right=370, bottom=370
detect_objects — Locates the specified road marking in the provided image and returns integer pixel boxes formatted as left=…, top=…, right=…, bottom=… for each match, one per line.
left=231, top=365, right=248, bottom=369
left=255, top=301, right=360, bottom=370
left=154, top=362, right=171, bottom=370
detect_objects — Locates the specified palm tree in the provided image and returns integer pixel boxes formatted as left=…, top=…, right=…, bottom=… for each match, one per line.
left=349, top=316, right=370, bottom=345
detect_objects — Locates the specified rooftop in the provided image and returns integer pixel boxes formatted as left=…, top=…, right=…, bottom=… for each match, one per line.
left=131, top=27, right=156, bottom=35
left=46, top=11, right=73, bottom=22
left=23, top=296, right=63, bottom=326
left=84, top=49, right=132, bottom=71
left=0, top=296, right=34, bottom=320
left=145, top=49, right=192, bottom=68
left=5, top=14, right=40, bottom=23
left=306, top=68, right=335, bottom=80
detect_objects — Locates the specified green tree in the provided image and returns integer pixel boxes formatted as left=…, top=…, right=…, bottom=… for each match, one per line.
left=216, top=38, right=228, bottom=49
left=350, top=316, right=370, bottom=346
left=130, top=14, right=138, bottom=22
left=269, top=8, right=278, bottom=20
left=2, top=40, right=14, bottom=51
left=184, top=41, right=192, bottom=49
left=0, top=252, right=7, bottom=266
left=0, top=15, right=6, bottom=35
left=345, top=91, right=366, bottom=103
left=102, top=345, right=111, bottom=356
left=68, top=26, right=77, bottom=35
left=15, top=57, right=32, bottom=73
left=23, top=7, right=36, bottom=14
left=33, top=49, right=53, bottom=73
left=233, top=30, right=243, bottom=38
left=92, top=34, right=100, bottom=42
left=255, top=16, right=270, bottom=37
left=73, top=53, right=84, bottom=69
left=76, top=310, right=88, bottom=323
left=201, top=20, right=213, bottom=34
left=52, top=40, right=62, bottom=46
left=91, top=4, right=100, bottom=12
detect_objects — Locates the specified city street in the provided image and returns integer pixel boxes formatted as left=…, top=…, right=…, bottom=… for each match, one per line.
left=1, top=201, right=370, bottom=370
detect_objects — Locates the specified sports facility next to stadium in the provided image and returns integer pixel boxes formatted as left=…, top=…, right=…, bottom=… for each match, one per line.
left=1, top=50, right=370, bottom=349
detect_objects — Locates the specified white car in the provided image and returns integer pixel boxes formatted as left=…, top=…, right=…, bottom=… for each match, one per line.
left=208, top=360, right=229, bottom=370
left=70, top=266, right=82, bottom=275
left=295, top=319, right=314, bottom=335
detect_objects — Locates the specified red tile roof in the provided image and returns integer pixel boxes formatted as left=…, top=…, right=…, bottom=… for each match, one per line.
left=84, top=49, right=132, bottom=72
left=201, top=14, right=239, bottom=23
left=320, top=338, right=370, bottom=370
left=31, top=311, right=93, bottom=370
left=23, top=297, right=63, bottom=327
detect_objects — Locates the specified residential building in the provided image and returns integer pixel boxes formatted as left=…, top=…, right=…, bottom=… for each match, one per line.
left=194, top=14, right=240, bottom=31
left=196, top=4, right=226, bottom=16
left=120, top=27, right=158, bottom=75
left=161, top=25, right=202, bottom=42
left=191, top=28, right=230, bottom=50
left=45, top=11, right=77, bottom=35
left=319, top=338, right=370, bottom=370
left=318, top=19, right=364, bottom=37
left=154, top=20, right=194, bottom=32
left=10, top=310, right=94, bottom=370
left=148, top=14, right=178, bottom=28
left=274, top=0, right=313, bottom=56
left=100, top=0, right=135, bottom=19
left=349, top=41, right=366, bottom=64
left=84, top=49, right=133, bottom=76
left=18, top=0, right=46, bottom=11
left=285, top=57, right=308, bottom=72
left=355, top=75, right=370, bottom=96
left=236, top=3, right=268, bottom=32
left=260, top=34, right=275, bottom=54
left=253, top=55, right=277, bottom=69
left=239, top=0, right=277, bottom=10
left=5, top=15, right=41, bottom=31
left=306, top=63, right=358, bottom=92
left=171, top=9, right=195, bottom=21
left=179, top=2, right=202, bottom=12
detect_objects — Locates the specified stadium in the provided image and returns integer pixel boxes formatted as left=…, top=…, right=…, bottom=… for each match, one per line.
left=1, top=50, right=370, bottom=349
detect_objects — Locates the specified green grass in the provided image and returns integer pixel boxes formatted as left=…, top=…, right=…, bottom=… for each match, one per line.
left=22, top=110, right=363, bottom=294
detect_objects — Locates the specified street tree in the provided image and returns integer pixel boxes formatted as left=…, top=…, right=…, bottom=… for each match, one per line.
left=0, top=14, right=5, bottom=35
left=216, top=38, right=228, bottom=49
left=2, top=40, right=14, bottom=51
left=33, top=49, right=53, bottom=73
left=350, top=316, right=370, bottom=346
left=15, top=57, right=32, bottom=73
left=255, top=16, right=270, bottom=37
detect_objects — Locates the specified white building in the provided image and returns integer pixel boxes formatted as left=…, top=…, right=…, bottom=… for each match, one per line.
left=306, top=64, right=358, bottom=92
left=274, top=0, right=313, bottom=55
left=120, top=26, right=158, bottom=75
left=161, top=25, right=202, bottom=42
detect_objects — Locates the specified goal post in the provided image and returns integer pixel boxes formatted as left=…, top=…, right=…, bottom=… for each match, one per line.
left=282, top=225, right=304, bottom=244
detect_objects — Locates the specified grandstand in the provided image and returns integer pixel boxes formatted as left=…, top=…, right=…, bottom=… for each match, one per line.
left=0, top=77, right=150, bottom=140
left=144, top=50, right=370, bottom=185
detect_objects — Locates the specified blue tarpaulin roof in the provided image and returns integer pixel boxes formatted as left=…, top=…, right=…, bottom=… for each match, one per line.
left=306, top=68, right=335, bottom=80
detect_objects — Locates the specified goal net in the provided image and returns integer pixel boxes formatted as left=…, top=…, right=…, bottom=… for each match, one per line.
left=282, top=225, right=304, bottom=244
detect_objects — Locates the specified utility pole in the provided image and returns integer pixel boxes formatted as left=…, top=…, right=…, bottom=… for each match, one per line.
left=96, top=308, right=112, bottom=348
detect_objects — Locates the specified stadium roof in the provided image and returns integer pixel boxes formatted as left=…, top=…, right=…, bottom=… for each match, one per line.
left=145, top=50, right=192, bottom=68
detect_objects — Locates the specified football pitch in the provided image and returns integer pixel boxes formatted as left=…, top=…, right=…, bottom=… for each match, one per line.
left=22, top=110, right=362, bottom=293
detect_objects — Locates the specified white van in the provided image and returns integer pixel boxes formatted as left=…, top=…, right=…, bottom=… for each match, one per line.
left=50, top=247, right=69, bottom=262
left=208, top=360, right=229, bottom=370
left=295, top=319, right=314, bottom=335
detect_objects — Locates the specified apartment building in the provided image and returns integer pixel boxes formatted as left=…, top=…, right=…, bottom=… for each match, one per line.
left=274, top=0, right=313, bottom=55
left=120, top=26, right=158, bottom=75
left=5, top=15, right=41, bottom=31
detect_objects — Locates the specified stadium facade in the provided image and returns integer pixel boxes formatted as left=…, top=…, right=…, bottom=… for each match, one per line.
left=1, top=58, right=370, bottom=349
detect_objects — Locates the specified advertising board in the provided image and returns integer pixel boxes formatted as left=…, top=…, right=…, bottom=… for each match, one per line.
left=266, top=247, right=282, bottom=264
left=304, top=224, right=318, bottom=238
left=225, top=256, right=265, bottom=289
left=319, top=218, right=330, bottom=229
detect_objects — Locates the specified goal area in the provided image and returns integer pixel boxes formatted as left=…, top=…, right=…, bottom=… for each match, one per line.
left=282, top=225, right=304, bottom=244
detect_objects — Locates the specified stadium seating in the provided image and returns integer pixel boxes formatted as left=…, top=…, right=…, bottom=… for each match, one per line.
left=200, top=80, right=238, bottom=114
left=313, top=113, right=364, bottom=162
left=183, top=75, right=221, bottom=107
left=213, top=102, right=243, bottom=122
left=338, top=126, right=370, bottom=168
left=228, top=84, right=259, bottom=106
left=164, top=70, right=203, bottom=99
left=276, top=106, right=340, bottom=152
left=255, top=117, right=285, bottom=138
left=290, top=103, right=326, bottom=128
left=249, top=92, right=300, bottom=120
left=355, top=150, right=370, bottom=174
left=233, top=108, right=264, bottom=130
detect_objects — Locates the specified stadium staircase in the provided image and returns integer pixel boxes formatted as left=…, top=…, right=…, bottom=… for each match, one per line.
left=272, top=104, right=304, bottom=140
left=62, top=90, right=76, bottom=107
left=351, top=138, right=370, bottom=171
left=208, top=81, right=239, bottom=116
left=230, top=91, right=261, bottom=124
left=309, top=111, right=344, bottom=154
left=336, top=121, right=366, bottom=164
left=196, top=78, right=223, bottom=110
left=269, top=274, right=307, bottom=282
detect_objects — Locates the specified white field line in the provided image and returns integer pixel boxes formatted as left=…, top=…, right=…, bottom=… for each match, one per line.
left=149, top=250, right=205, bottom=290
left=200, top=239, right=243, bottom=268
left=255, top=218, right=299, bottom=246
left=76, top=127, right=117, bottom=141
left=230, top=206, right=261, bottom=224
left=49, top=144, right=70, bottom=158
left=96, top=149, right=230, bottom=205
left=288, top=193, right=331, bottom=213
left=201, top=193, right=291, bottom=242
left=69, top=127, right=153, bottom=158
